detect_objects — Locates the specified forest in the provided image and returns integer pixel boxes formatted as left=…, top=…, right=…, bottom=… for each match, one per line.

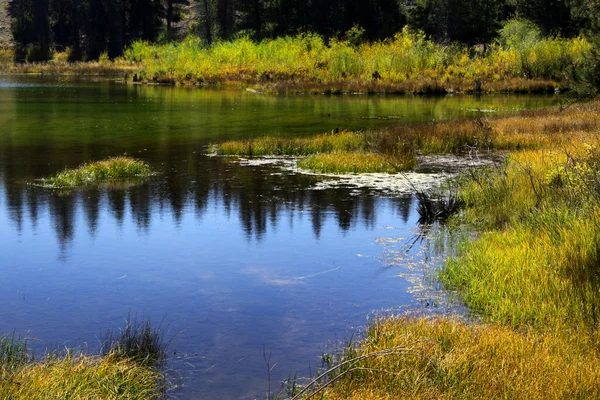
left=7, top=0, right=600, bottom=62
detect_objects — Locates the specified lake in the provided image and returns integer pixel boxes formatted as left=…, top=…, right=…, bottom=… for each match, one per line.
left=0, top=76, right=558, bottom=398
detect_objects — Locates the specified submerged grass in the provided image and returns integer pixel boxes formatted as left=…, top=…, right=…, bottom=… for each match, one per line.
left=0, top=318, right=167, bottom=399
left=299, top=101, right=600, bottom=399
left=38, top=157, right=154, bottom=189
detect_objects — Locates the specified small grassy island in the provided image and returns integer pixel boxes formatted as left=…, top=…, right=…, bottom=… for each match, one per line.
left=36, top=157, right=154, bottom=189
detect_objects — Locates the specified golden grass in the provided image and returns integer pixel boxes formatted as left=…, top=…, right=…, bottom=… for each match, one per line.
left=216, top=101, right=600, bottom=174
left=298, top=152, right=414, bottom=173
left=0, top=351, right=163, bottom=399
left=314, top=317, right=600, bottom=400
left=217, top=131, right=365, bottom=156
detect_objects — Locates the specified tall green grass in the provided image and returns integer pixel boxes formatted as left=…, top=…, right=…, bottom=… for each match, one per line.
left=124, top=25, right=591, bottom=92
left=217, top=131, right=366, bottom=156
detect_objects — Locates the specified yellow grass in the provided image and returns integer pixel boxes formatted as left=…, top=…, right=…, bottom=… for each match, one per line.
left=314, top=317, right=600, bottom=400
left=0, top=351, right=163, bottom=399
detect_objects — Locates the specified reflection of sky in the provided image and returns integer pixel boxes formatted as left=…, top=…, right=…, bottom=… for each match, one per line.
left=0, top=181, right=421, bottom=399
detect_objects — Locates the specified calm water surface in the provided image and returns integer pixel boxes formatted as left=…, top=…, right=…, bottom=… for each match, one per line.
left=0, top=76, right=558, bottom=398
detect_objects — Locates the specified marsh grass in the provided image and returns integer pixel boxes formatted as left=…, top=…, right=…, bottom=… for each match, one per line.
left=298, top=152, right=414, bottom=174
left=218, top=131, right=365, bottom=156
left=0, top=333, right=31, bottom=370
left=300, top=102, right=600, bottom=399
left=216, top=101, right=600, bottom=174
left=101, top=315, right=168, bottom=369
left=308, top=317, right=600, bottom=400
left=0, top=317, right=167, bottom=399
left=38, top=157, right=154, bottom=189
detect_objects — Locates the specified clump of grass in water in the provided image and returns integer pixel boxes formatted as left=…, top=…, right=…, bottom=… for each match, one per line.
left=298, top=152, right=415, bottom=174
left=101, top=315, right=168, bottom=369
left=0, top=333, right=31, bottom=370
left=38, top=156, right=154, bottom=189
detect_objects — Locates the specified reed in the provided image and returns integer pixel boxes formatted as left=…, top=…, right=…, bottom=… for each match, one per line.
left=0, top=316, right=167, bottom=399
left=218, top=131, right=365, bottom=156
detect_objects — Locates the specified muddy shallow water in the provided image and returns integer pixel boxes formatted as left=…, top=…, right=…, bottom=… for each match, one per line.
left=0, top=77, right=557, bottom=398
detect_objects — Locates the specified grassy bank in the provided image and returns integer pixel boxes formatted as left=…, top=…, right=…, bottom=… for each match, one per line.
left=296, top=101, right=600, bottom=398
left=37, top=157, right=154, bottom=189
left=1, top=23, right=593, bottom=93
left=0, top=319, right=166, bottom=399
left=216, top=102, right=600, bottom=174
left=123, top=26, right=591, bottom=93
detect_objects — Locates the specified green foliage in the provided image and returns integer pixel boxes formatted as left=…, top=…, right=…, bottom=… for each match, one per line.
left=497, top=18, right=541, bottom=48
left=128, top=28, right=591, bottom=90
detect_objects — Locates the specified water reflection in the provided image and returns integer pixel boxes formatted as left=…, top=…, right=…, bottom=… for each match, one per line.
left=0, top=79, right=559, bottom=398
left=2, top=154, right=416, bottom=251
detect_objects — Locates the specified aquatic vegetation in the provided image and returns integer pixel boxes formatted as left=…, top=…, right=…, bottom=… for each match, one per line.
left=124, top=29, right=591, bottom=93
left=217, top=131, right=366, bottom=156
left=37, top=157, right=154, bottom=189
left=216, top=101, right=600, bottom=174
left=298, top=152, right=413, bottom=174
left=101, top=315, right=167, bottom=368
left=0, top=351, right=164, bottom=399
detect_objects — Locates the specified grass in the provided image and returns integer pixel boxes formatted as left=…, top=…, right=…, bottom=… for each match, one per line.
left=37, top=157, right=154, bottom=189
left=298, top=152, right=411, bottom=174
left=122, top=28, right=591, bottom=93
left=0, top=49, right=138, bottom=75
left=101, top=315, right=168, bottom=369
left=217, top=131, right=366, bottom=156
left=304, top=317, right=600, bottom=400
left=296, top=102, right=600, bottom=399
left=215, top=101, right=600, bottom=174
left=2, top=23, right=593, bottom=93
left=0, top=318, right=167, bottom=399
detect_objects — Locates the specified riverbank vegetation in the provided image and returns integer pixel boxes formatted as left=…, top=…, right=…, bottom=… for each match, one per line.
left=37, top=157, right=154, bottom=189
left=123, top=24, right=591, bottom=93
left=216, top=102, right=600, bottom=173
left=3, top=0, right=600, bottom=93
left=0, top=318, right=167, bottom=399
left=295, top=102, right=600, bottom=398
